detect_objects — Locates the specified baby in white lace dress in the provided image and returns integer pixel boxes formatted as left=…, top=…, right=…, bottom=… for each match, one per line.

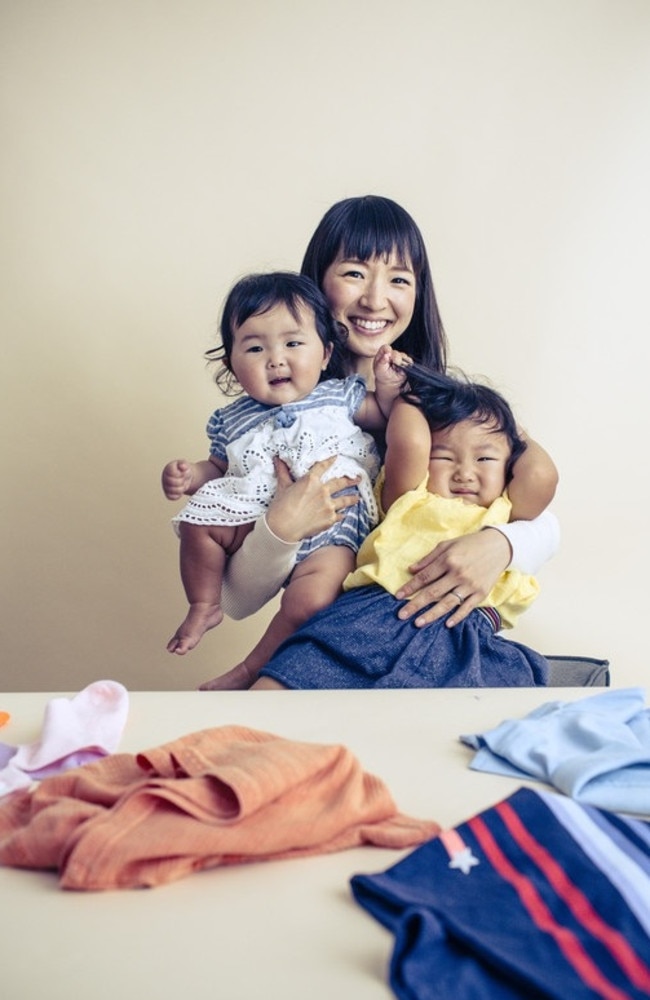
left=162, top=272, right=408, bottom=688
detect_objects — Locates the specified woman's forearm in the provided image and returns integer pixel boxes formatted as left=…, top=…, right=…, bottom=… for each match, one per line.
left=220, top=516, right=299, bottom=619
left=494, top=509, right=561, bottom=575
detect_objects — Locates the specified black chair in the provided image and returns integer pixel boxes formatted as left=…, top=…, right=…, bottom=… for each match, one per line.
left=544, top=655, right=610, bottom=687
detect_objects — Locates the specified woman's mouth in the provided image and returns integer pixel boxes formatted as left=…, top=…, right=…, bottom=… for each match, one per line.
left=350, top=318, right=390, bottom=335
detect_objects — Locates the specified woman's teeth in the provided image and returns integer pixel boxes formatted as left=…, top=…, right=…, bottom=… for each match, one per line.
left=355, top=319, right=387, bottom=332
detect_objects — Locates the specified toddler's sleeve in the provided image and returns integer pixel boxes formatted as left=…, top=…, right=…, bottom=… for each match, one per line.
left=206, top=409, right=228, bottom=462
left=344, top=374, right=368, bottom=417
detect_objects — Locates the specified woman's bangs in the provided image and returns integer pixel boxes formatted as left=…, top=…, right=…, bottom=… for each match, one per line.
left=338, top=211, right=422, bottom=273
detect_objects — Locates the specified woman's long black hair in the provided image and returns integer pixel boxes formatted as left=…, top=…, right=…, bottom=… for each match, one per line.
left=301, top=196, right=448, bottom=372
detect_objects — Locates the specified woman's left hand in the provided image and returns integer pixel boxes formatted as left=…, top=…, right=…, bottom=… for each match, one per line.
left=394, top=529, right=512, bottom=627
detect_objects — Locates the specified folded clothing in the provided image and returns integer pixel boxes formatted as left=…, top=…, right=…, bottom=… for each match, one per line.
left=0, top=725, right=439, bottom=890
left=351, top=787, right=650, bottom=1000
left=460, top=687, right=650, bottom=815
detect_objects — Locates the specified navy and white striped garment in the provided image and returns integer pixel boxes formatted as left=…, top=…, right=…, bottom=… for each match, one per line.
left=351, top=787, right=650, bottom=999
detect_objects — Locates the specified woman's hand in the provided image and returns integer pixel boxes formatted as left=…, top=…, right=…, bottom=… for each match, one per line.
left=394, top=528, right=512, bottom=627
left=266, top=456, right=360, bottom=543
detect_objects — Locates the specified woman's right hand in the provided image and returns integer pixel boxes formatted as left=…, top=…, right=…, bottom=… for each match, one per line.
left=266, top=456, right=360, bottom=543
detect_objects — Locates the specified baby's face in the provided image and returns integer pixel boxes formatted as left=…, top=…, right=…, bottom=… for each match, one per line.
left=427, top=419, right=510, bottom=508
left=229, top=302, right=332, bottom=406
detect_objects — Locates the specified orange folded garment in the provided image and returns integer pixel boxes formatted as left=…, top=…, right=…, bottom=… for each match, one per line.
left=0, top=725, right=439, bottom=890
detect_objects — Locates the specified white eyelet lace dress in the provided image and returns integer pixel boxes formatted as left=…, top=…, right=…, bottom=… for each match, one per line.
left=172, top=376, right=381, bottom=558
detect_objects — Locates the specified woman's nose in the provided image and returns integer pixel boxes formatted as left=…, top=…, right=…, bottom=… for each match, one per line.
left=359, top=278, right=386, bottom=310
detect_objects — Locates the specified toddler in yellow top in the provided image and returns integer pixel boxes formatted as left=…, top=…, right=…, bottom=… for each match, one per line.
left=347, top=363, right=544, bottom=628
left=255, top=364, right=550, bottom=689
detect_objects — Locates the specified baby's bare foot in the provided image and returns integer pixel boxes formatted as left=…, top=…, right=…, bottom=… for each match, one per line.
left=198, top=660, right=258, bottom=691
left=167, top=603, right=224, bottom=655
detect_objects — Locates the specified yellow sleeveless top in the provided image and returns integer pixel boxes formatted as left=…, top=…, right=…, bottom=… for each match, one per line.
left=343, top=479, right=539, bottom=629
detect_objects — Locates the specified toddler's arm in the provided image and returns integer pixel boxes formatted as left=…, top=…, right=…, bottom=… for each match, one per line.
left=508, top=434, right=558, bottom=520
left=382, top=398, right=431, bottom=510
left=161, top=457, right=226, bottom=500
left=355, top=346, right=411, bottom=429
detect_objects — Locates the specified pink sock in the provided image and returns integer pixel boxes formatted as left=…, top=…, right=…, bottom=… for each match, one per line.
left=0, top=680, right=129, bottom=796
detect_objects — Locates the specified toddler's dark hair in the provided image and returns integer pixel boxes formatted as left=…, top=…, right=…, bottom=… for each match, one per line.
left=402, top=363, right=527, bottom=483
left=206, top=272, right=347, bottom=395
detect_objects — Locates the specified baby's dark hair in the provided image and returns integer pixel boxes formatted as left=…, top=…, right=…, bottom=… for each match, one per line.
left=402, top=363, right=527, bottom=483
left=206, top=272, right=348, bottom=395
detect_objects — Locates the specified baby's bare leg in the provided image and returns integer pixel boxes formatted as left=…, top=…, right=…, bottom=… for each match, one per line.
left=199, top=545, right=355, bottom=689
left=250, top=677, right=289, bottom=690
left=168, top=522, right=252, bottom=655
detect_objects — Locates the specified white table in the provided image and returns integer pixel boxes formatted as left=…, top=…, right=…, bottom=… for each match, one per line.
left=0, top=687, right=611, bottom=1000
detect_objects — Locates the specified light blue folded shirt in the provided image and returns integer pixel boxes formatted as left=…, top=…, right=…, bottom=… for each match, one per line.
left=460, top=687, right=650, bottom=815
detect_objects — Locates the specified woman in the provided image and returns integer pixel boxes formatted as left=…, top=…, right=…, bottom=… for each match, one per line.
left=204, top=196, right=559, bottom=687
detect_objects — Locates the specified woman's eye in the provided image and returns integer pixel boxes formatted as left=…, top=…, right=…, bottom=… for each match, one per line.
left=343, top=269, right=364, bottom=279
left=392, top=276, right=412, bottom=286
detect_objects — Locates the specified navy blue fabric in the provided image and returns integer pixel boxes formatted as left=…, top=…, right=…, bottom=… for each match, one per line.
left=351, top=788, right=650, bottom=999
left=259, top=585, right=548, bottom=689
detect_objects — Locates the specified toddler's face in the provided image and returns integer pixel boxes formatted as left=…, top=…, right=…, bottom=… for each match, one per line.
left=229, top=302, right=332, bottom=406
left=426, top=419, right=510, bottom=508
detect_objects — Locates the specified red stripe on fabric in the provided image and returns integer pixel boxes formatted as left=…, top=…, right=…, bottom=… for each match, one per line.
left=496, top=800, right=650, bottom=992
left=469, top=815, right=632, bottom=1000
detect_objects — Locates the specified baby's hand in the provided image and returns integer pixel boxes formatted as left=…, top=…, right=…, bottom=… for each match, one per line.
left=162, top=459, right=194, bottom=500
left=373, top=345, right=411, bottom=388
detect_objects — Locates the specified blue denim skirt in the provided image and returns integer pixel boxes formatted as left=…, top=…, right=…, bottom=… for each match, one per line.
left=259, top=585, right=549, bottom=689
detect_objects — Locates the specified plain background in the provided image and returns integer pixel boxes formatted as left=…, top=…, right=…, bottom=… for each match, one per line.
left=2, top=0, right=649, bottom=692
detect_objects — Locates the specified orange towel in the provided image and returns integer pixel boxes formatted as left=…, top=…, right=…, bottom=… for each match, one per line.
left=0, top=725, right=439, bottom=890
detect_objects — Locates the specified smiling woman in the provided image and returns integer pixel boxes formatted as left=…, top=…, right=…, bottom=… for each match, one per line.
left=217, top=196, right=560, bottom=663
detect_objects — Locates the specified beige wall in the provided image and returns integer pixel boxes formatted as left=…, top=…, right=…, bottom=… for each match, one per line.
left=2, top=0, right=649, bottom=691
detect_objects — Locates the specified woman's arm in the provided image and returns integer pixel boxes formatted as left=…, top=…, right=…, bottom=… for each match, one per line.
left=508, top=433, right=558, bottom=521
left=394, top=511, right=560, bottom=628
left=221, top=456, right=361, bottom=618
left=493, top=509, right=561, bottom=574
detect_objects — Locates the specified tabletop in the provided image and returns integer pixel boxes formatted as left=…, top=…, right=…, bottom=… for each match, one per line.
left=0, top=686, right=621, bottom=1000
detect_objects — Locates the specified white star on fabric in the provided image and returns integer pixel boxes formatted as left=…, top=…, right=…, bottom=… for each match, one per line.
left=448, top=848, right=480, bottom=874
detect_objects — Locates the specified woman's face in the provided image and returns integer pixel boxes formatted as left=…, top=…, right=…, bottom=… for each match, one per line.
left=321, top=252, right=416, bottom=365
